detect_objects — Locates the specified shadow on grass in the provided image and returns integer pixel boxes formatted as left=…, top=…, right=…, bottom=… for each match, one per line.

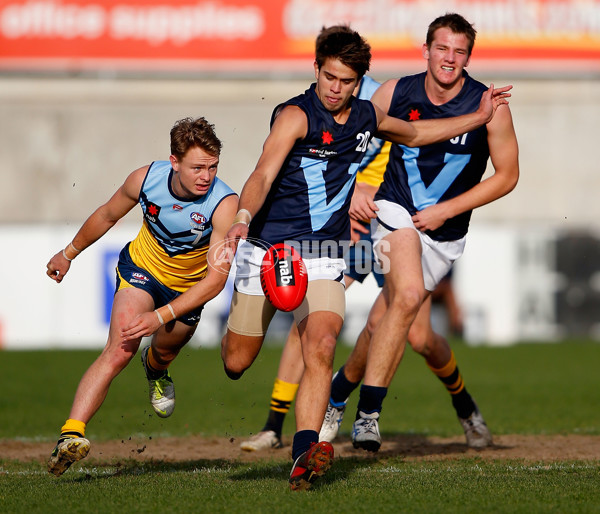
left=24, top=431, right=513, bottom=486
left=333, top=433, right=512, bottom=459
left=51, top=457, right=281, bottom=483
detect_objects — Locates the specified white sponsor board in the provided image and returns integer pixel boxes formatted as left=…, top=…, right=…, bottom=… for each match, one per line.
left=0, top=223, right=562, bottom=349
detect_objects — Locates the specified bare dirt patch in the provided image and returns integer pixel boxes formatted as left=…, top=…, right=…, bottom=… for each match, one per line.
left=2, top=434, right=599, bottom=466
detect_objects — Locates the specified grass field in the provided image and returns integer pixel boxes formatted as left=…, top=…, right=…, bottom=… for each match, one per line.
left=1, top=340, right=599, bottom=512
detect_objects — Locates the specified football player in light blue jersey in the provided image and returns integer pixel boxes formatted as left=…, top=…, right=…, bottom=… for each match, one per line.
left=219, top=25, right=510, bottom=491
left=329, top=13, right=519, bottom=454
left=45, top=117, right=238, bottom=477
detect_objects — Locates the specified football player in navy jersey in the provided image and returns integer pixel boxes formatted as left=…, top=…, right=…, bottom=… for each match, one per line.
left=45, top=117, right=238, bottom=476
left=325, top=13, right=519, bottom=454
left=219, top=25, right=510, bottom=490
left=238, top=75, right=390, bottom=453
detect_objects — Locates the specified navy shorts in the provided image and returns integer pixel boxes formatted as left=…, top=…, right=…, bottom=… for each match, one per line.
left=115, top=244, right=203, bottom=326
left=345, top=223, right=385, bottom=288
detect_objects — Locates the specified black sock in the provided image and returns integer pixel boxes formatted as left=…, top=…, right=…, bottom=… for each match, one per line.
left=291, top=430, right=318, bottom=461
left=330, top=366, right=360, bottom=405
left=452, top=389, right=477, bottom=419
left=262, top=410, right=286, bottom=437
left=356, top=384, right=388, bottom=418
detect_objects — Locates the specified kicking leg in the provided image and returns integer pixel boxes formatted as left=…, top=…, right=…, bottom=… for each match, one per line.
left=241, top=323, right=304, bottom=451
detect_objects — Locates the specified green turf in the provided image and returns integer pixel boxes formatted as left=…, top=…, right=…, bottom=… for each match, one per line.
left=1, top=340, right=599, bottom=512
left=2, top=340, right=599, bottom=441
left=2, top=458, right=599, bottom=513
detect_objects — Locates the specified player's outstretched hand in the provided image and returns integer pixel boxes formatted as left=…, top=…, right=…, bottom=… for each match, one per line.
left=121, top=312, right=162, bottom=340
left=45, top=250, right=72, bottom=283
left=478, top=84, right=512, bottom=123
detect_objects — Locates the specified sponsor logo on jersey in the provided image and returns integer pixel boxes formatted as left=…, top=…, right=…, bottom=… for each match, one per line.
left=309, top=147, right=338, bottom=158
left=322, top=130, right=334, bottom=145
left=145, top=202, right=161, bottom=223
left=408, top=107, right=421, bottom=121
left=187, top=314, right=202, bottom=323
left=130, top=271, right=150, bottom=285
left=172, top=204, right=183, bottom=210
left=190, top=212, right=207, bottom=225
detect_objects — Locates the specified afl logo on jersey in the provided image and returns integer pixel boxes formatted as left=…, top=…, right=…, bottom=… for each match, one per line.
left=144, top=202, right=161, bottom=223
left=190, top=212, right=206, bottom=226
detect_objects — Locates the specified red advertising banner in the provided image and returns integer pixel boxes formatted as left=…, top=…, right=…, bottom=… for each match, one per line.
left=1, top=0, right=599, bottom=76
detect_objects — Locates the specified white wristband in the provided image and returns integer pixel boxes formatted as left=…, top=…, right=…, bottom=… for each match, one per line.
left=155, top=310, right=165, bottom=325
left=238, top=208, right=252, bottom=222
left=166, top=303, right=176, bottom=320
left=62, top=249, right=73, bottom=262
left=233, top=208, right=252, bottom=226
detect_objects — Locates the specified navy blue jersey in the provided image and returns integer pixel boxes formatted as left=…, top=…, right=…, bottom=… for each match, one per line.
left=249, top=83, right=378, bottom=257
left=375, top=71, right=490, bottom=241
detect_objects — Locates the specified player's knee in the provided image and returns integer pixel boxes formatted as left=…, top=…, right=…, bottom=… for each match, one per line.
left=390, top=286, right=424, bottom=318
left=364, top=315, right=378, bottom=338
left=220, top=333, right=253, bottom=380
left=303, top=333, right=336, bottom=370
left=104, top=342, right=136, bottom=373
left=221, top=351, right=249, bottom=380
left=408, top=327, right=428, bottom=355
left=223, top=363, right=244, bottom=380
left=409, top=326, right=441, bottom=357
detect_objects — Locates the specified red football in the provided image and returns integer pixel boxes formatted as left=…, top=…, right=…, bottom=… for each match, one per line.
left=260, top=243, right=308, bottom=312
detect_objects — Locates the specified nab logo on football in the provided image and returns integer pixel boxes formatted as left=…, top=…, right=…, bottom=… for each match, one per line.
left=260, top=243, right=307, bottom=312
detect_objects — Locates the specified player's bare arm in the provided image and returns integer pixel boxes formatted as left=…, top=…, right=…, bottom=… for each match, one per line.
left=223, top=106, right=307, bottom=254
left=46, top=166, right=146, bottom=283
left=121, top=193, right=239, bottom=340
left=411, top=106, right=519, bottom=232
left=369, top=79, right=397, bottom=113
left=374, top=84, right=512, bottom=148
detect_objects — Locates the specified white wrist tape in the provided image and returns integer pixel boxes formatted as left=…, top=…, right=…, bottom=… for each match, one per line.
left=166, top=303, right=176, bottom=320
left=233, top=208, right=252, bottom=226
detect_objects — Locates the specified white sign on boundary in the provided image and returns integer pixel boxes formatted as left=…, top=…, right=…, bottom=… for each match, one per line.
left=0, top=223, right=562, bottom=350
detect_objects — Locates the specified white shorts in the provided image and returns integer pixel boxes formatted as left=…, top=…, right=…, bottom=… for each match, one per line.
left=233, top=239, right=346, bottom=295
left=372, top=200, right=466, bottom=292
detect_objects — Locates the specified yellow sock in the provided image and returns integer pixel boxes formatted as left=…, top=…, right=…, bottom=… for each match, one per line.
left=60, top=418, right=86, bottom=439
left=270, top=378, right=299, bottom=413
left=427, top=351, right=465, bottom=395
left=148, top=346, right=169, bottom=372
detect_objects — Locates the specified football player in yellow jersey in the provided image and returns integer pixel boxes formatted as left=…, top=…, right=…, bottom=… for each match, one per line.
left=45, top=117, right=238, bottom=476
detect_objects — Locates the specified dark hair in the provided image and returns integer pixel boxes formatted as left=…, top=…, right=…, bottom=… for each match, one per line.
left=315, top=25, right=371, bottom=79
left=426, top=13, right=477, bottom=56
left=170, top=117, right=222, bottom=160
